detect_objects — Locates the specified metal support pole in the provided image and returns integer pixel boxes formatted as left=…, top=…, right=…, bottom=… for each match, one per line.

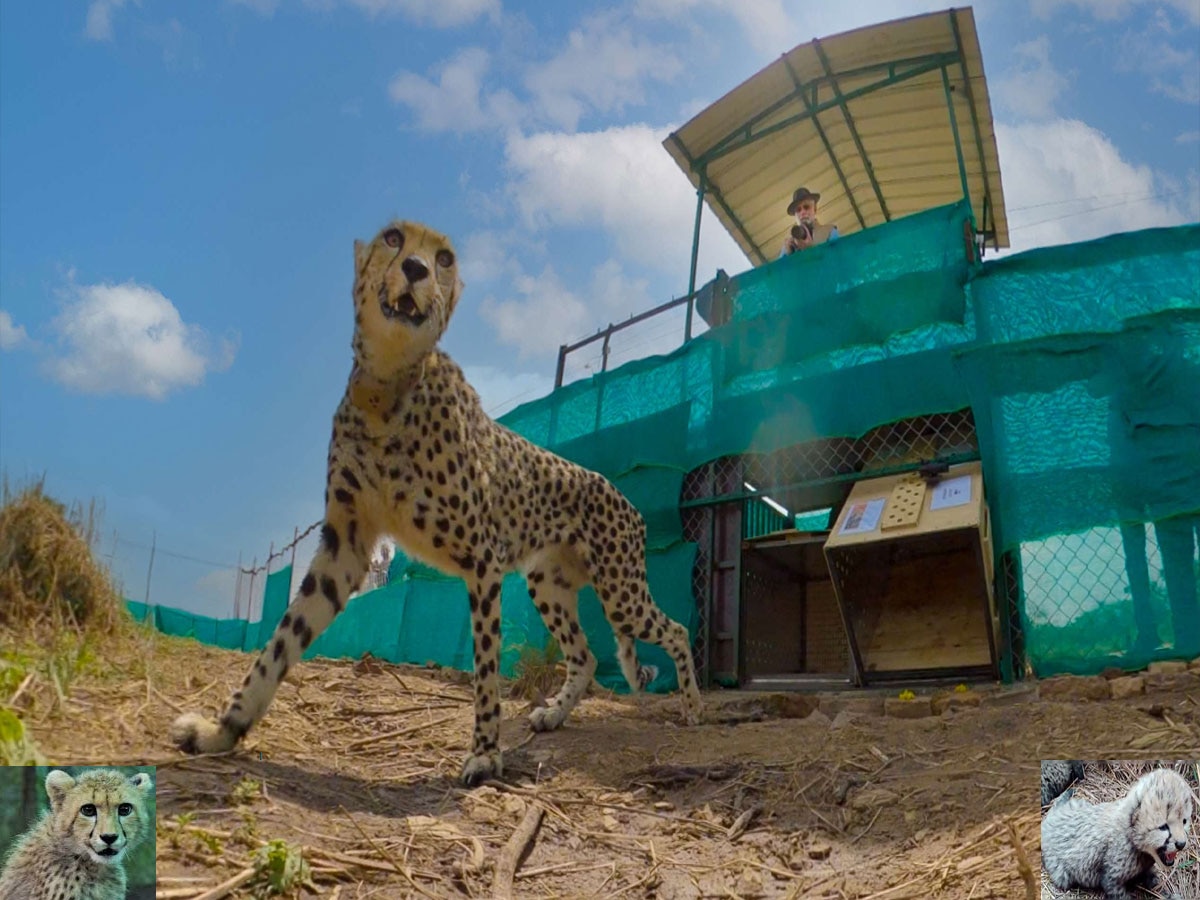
left=554, top=345, right=567, bottom=389
left=941, top=66, right=971, bottom=207
left=685, top=170, right=707, bottom=341
left=143, top=530, right=156, bottom=607
left=234, top=551, right=243, bottom=618
left=290, top=526, right=300, bottom=600
left=247, top=558, right=257, bottom=621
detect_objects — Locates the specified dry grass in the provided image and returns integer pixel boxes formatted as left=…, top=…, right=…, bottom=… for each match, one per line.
left=507, top=635, right=563, bottom=703
left=1040, top=760, right=1200, bottom=900
left=0, top=478, right=125, bottom=635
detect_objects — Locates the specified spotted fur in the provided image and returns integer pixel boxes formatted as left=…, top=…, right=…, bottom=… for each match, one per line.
left=1041, top=768, right=1193, bottom=900
left=1042, top=759, right=1084, bottom=806
left=170, top=220, right=703, bottom=785
left=0, top=769, right=153, bottom=900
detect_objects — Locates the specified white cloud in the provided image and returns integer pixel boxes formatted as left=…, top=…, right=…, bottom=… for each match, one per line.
left=1031, top=0, right=1200, bottom=25
left=479, top=265, right=591, bottom=359
left=344, top=0, right=499, bottom=27
left=1177, top=129, right=1200, bottom=143
left=388, top=48, right=522, bottom=133
left=634, top=0, right=967, bottom=62
left=230, top=0, right=281, bottom=15
left=0, top=311, right=30, bottom=350
left=85, top=0, right=131, bottom=41
left=460, top=365, right=556, bottom=417
left=996, top=118, right=1191, bottom=252
left=1109, top=7, right=1200, bottom=104
left=503, top=124, right=746, bottom=279
left=524, top=13, right=684, bottom=131
left=992, top=36, right=1073, bottom=120
left=458, top=229, right=525, bottom=288
left=633, top=0, right=792, bottom=58
left=44, top=279, right=238, bottom=400
left=477, top=256, right=682, bottom=365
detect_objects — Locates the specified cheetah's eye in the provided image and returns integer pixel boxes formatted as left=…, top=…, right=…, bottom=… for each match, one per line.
left=118, top=803, right=133, bottom=816
left=80, top=804, right=97, bottom=817
left=383, top=228, right=404, bottom=250
left=436, top=249, right=455, bottom=268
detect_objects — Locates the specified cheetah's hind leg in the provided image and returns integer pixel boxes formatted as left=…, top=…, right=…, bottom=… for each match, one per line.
left=596, top=576, right=702, bottom=726
left=616, top=633, right=659, bottom=691
left=524, top=555, right=596, bottom=733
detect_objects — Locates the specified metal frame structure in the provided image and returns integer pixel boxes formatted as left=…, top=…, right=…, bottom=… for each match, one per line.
left=664, top=7, right=1009, bottom=326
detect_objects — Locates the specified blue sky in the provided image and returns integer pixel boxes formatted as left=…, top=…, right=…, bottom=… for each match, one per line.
left=1, top=0, right=1197, bottom=618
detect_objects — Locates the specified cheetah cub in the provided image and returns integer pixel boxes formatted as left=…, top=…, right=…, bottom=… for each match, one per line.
left=0, top=768, right=153, bottom=900
left=171, top=220, right=703, bottom=785
left=1042, top=767, right=1192, bottom=900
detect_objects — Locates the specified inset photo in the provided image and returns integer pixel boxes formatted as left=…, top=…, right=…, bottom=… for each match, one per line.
left=1040, top=760, right=1197, bottom=900
left=0, top=765, right=156, bottom=900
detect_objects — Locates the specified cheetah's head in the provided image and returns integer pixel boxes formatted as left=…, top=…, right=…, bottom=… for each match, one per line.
left=46, top=769, right=154, bottom=866
left=352, top=219, right=463, bottom=381
left=1126, top=768, right=1192, bottom=868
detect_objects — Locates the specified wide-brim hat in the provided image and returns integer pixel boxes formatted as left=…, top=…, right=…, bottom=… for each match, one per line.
left=786, top=187, right=821, bottom=215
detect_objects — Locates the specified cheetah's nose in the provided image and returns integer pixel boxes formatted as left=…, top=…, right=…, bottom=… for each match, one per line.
left=1177, top=839, right=1187, bottom=850
left=401, top=257, right=429, bottom=284
left=99, top=833, right=118, bottom=845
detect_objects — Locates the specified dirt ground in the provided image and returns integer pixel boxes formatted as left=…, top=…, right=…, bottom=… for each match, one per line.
left=16, top=629, right=1200, bottom=900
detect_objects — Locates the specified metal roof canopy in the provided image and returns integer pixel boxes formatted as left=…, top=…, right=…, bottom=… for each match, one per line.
left=664, top=6, right=1009, bottom=316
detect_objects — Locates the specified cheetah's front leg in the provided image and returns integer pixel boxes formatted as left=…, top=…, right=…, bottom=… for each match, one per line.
left=460, top=570, right=506, bottom=786
left=171, top=491, right=375, bottom=754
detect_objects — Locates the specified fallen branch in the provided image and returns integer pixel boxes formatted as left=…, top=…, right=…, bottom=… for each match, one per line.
left=492, top=803, right=545, bottom=900
left=343, top=712, right=458, bottom=752
left=630, top=762, right=741, bottom=787
left=339, top=805, right=443, bottom=899
left=1006, top=818, right=1036, bottom=900
left=182, top=867, right=255, bottom=900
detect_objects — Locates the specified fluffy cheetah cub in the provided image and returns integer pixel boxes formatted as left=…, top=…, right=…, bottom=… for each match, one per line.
left=0, top=768, right=154, bottom=900
left=1041, top=767, right=1192, bottom=900
left=171, top=220, right=703, bottom=785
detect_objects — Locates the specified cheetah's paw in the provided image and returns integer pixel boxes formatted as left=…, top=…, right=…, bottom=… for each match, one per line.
left=170, top=713, right=240, bottom=754
left=460, top=749, right=503, bottom=787
left=528, top=704, right=567, bottom=732
left=680, top=698, right=703, bottom=727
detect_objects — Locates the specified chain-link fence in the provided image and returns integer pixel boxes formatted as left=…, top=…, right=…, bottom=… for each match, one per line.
left=679, top=408, right=1027, bottom=686
left=1021, top=517, right=1200, bottom=674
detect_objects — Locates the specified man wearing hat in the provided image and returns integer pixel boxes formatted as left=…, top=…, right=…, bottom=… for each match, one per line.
left=781, top=187, right=838, bottom=256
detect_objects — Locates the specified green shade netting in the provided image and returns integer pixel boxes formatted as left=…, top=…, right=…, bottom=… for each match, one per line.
left=126, top=205, right=1199, bottom=683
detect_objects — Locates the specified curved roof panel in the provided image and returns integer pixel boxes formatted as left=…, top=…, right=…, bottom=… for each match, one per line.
left=664, top=7, right=1009, bottom=266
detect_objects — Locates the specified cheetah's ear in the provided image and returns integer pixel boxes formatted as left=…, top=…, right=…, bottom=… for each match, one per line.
left=45, top=770, right=76, bottom=810
left=128, top=773, right=153, bottom=794
left=354, top=239, right=367, bottom=275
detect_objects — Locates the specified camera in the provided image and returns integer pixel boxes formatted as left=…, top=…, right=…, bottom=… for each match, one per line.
left=791, top=221, right=813, bottom=243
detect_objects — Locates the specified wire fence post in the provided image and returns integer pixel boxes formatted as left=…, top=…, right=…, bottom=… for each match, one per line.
left=143, top=530, right=156, bottom=607
left=233, top=551, right=243, bottom=618
left=247, top=557, right=257, bottom=622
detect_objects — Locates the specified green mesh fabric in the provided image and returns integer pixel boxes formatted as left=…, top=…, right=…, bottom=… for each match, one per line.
left=125, top=205, right=1200, bottom=684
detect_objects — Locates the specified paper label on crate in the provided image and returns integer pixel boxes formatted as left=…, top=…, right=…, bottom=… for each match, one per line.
left=838, top=497, right=886, bottom=535
left=930, top=475, right=972, bottom=510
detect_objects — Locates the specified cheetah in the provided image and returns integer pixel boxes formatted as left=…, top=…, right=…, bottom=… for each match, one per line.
left=0, top=768, right=154, bottom=900
left=171, top=220, right=703, bottom=785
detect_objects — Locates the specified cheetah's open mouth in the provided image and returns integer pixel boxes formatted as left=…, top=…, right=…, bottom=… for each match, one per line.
left=380, top=288, right=428, bottom=326
left=97, top=847, right=119, bottom=858
left=1159, top=847, right=1178, bottom=866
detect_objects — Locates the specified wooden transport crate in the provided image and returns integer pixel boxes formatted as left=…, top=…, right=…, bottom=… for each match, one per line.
left=823, top=461, right=998, bottom=684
